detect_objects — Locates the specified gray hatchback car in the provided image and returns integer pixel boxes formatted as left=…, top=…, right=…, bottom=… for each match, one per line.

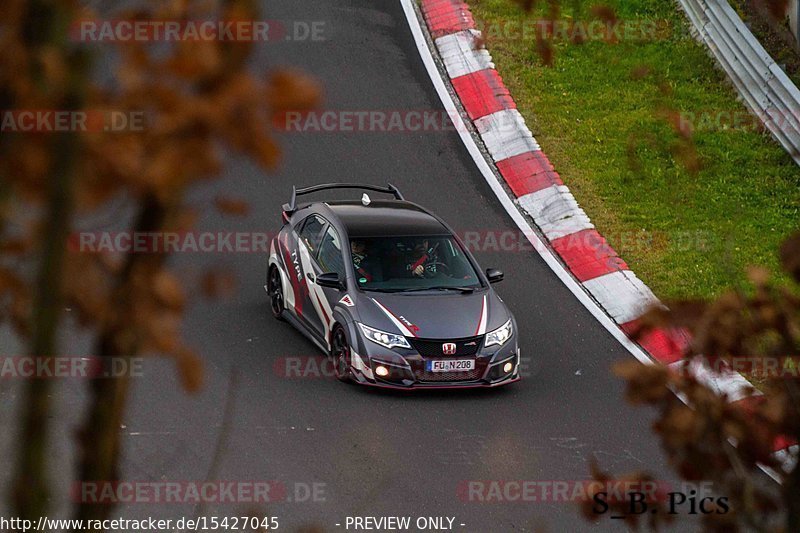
left=267, top=183, right=520, bottom=389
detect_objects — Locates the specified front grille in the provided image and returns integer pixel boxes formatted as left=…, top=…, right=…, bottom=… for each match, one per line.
left=408, top=336, right=483, bottom=357
left=415, top=366, right=483, bottom=382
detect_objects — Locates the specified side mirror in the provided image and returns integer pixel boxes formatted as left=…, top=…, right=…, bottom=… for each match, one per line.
left=486, top=268, right=504, bottom=284
left=316, top=272, right=344, bottom=290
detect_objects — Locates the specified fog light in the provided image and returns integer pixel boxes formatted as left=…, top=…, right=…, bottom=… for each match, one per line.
left=503, top=361, right=513, bottom=373
left=375, top=365, right=389, bottom=377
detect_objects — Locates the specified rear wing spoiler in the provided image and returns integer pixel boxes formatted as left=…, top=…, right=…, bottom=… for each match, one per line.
left=282, top=182, right=405, bottom=214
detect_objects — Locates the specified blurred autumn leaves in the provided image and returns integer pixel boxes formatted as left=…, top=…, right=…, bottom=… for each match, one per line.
left=587, top=232, right=800, bottom=531
left=495, top=4, right=800, bottom=529
left=0, top=0, right=319, bottom=525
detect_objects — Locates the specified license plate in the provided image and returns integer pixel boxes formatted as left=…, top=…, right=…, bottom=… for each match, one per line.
left=426, top=359, right=475, bottom=372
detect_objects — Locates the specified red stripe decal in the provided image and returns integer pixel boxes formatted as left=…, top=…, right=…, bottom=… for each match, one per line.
left=377, top=300, right=419, bottom=337
left=474, top=296, right=486, bottom=336
left=313, top=291, right=329, bottom=326
left=279, top=234, right=304, bottom=315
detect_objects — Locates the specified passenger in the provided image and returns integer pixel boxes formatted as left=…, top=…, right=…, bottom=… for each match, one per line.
left=351, top=240, right=381, bottom=283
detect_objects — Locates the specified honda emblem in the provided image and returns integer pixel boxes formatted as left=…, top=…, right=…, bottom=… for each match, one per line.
left=442, top=343, right=456, bottom=355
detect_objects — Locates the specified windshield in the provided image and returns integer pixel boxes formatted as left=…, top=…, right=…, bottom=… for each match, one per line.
left=349, top=235, right=482, bottom=292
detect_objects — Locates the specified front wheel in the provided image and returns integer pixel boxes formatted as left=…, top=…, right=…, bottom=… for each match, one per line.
left=267, top=265, right=285, bottom=320
left=331, top=325, right=352, bottom=382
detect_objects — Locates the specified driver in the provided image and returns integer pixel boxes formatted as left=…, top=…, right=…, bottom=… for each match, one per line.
left=407, top=239, right=436, bottom=277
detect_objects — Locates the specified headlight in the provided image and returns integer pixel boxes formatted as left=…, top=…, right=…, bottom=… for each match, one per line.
left=485, top=319, right=513, bottom=347
left=358, top=323, right=411, bottom=350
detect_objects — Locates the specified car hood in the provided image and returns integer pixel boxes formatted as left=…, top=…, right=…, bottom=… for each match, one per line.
left=358, top=289, right=509, bottom=339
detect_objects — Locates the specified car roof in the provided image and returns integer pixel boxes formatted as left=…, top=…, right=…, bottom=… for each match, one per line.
left=320, top=200, right=450, bottom=237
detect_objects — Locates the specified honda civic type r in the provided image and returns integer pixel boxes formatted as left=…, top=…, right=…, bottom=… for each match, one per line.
left=266, top=183, right=520, bottom=389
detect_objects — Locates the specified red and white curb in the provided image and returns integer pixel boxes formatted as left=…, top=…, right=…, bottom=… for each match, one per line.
left=401, top=0, right=797, bottom=474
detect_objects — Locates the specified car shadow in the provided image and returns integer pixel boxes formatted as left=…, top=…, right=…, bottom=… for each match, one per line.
left=348, top=380, right=520, bottom=400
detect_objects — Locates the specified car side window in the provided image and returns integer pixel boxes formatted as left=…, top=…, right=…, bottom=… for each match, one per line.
left=317, top=226, right=345, bottom=277
left=298, top=215, right=326, bottom=253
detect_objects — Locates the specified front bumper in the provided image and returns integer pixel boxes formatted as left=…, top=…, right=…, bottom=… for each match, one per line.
left=350, top=334, right=521, bottom=390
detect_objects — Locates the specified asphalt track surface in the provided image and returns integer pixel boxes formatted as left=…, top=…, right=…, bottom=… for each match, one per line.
left=0, top=1, right=704, bottom=531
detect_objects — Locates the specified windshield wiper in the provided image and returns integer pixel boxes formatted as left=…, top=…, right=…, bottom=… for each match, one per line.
left=361, top=288, right=405, bottom=293
left=397, top=286, right=475, bottom=293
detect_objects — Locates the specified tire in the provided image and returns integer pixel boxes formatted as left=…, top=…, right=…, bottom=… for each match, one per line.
left=267, top=265, right=285, bottom=321
left=330, top=325, right=352, bottom=382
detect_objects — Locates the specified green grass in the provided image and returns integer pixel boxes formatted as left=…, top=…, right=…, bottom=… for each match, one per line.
left=469, top=0, right=800, bottom=300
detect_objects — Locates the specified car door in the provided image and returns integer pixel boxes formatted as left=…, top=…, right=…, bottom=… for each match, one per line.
left=291, top=213, right=327, bottom=337
left=305, top=224, right=346, bottom=342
